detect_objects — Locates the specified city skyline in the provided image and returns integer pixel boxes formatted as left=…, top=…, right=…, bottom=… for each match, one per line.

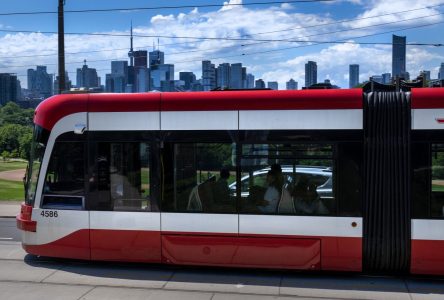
left=5, top=30, right=444, bottom=101
left=0, top=0, right=443, bottom=89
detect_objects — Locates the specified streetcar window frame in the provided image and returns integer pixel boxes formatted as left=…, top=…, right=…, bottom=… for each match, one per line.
left=25, top=125, right=49, bottom=206
left=40, top=132, right=87, bottom=210
left=86, top=131, right=160, bottom=212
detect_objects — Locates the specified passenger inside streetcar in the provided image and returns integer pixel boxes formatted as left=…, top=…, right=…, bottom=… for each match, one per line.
left=293, top=180, right=329, bottom=215
left=213, top=167, right=231, bottom=205
left=256, top=170, right=282, bottom=213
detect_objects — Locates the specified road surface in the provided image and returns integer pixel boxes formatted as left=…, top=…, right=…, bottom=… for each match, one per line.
left=0, top=217, right=20, bottom=241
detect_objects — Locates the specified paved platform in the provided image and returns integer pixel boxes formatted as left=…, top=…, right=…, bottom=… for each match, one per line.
left=0, top=201, right=21, bottom=218
left=1, top=241, right=444, bottom=300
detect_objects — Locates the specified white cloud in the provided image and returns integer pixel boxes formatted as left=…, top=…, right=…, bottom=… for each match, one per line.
left=261, top=43, right=443, bottom=88
left=220, top=0, right=243, bottom=11
left=150, top=14, right=176, bottom=24
left=0, top=0, right=443, bottom=89
left=347, top=0, right=444, bottom=28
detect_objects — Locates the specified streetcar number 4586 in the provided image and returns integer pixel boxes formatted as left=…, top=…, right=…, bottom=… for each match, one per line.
left=41, top=211, right=58, bottom=218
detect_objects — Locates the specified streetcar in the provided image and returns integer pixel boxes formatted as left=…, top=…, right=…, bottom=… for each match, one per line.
left=16, top=88, right=444, bottom=275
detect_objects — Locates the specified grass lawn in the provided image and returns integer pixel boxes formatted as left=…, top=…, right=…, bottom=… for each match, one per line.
left=433, top=184, right=444, bottom=192
left=0, top=178, right=24, bottom=201
left=0, top=160, right=27, bottom=172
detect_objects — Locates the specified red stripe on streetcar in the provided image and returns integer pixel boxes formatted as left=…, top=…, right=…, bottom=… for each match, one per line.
left=23, top=229, right=90, bottom=260
left=411, top=239, right=444, bottom=275
left=21, top=228, right=362, bottom=271
left=412, top=88, right=444, bottom=109
left=161, top=89, right=363, bottom=111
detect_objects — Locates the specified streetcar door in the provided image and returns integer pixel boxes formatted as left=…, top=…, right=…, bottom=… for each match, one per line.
left=160, top=130, right=239, bottom=266
left=237, top=136, right=363, bottom=270
left=88, top=133, right=161, bottom=263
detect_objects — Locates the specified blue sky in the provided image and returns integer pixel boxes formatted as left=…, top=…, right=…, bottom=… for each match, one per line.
left=1, top=0, right=444, bottom=89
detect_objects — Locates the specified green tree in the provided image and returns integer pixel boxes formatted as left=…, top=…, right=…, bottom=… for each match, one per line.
left=19, top=131, right=33, bottom=160
left=0, top=124, right=32, bottom=156
left=0, top=102, right=34, bottom=127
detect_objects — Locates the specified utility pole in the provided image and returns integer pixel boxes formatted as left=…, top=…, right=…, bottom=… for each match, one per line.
left=58, top=0, right=66, bottom=94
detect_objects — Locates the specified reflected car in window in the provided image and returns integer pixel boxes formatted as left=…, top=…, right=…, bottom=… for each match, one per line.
left=229, top=166, right=333, bottom=200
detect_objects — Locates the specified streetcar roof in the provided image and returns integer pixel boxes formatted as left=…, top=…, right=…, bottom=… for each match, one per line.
left=34, top=89, right=363, bottom=130
left=33, top=88, right=444, bottom=131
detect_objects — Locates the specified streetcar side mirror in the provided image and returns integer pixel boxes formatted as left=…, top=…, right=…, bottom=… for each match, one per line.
left=74, top=123, right=86, bottom=135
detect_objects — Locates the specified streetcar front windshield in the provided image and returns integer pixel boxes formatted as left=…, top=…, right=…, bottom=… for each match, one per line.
left=25, top=125, right=49, bottom=206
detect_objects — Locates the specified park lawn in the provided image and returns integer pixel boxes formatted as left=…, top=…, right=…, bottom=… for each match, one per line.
left=0, top=160, right=27, bottom=172
left=0, top=178, right=24, bottom=201
left=433, top=184, right=444, bottom=192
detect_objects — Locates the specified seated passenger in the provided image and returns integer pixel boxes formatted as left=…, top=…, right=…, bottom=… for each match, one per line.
left=294, top=182, right=329, bottom=215
left=213, top=167, right=231, bottom=205
left=257, top=170, right=282, bottom=213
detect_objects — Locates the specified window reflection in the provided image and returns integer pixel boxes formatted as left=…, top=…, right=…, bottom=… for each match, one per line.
left=238, top=143, right=334, bottom=215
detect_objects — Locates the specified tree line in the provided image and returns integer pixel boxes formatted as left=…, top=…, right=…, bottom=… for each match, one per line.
left=0, top=102, right=34, bottom=160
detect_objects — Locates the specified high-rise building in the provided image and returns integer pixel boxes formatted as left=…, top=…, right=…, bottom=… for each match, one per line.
left=106, top=61, right=129, bottom=93
left=246, top=74, right=255, bottom=89
left=420, top=70, right=431, bottom=82
left=135, top=67, right=150, bottom=92
left=112, top=61, right=128, bottom=78
left=151, top=64, right=174, bottom=90
left=230, top=63, right=243, bottom=89
left=255, top=79, right=266, bottom=89
left=241, top=67, right=247, bottom=88
left=149, top=50, right=164, bottom=68
left=382, top=73, right=391, bottom=84
left=305, top=61, right=317, bottom=88
left=216, top=63, right=230, bottom=89
left=370, top=75, right=383, bottom=84
left=286, top=79, right=298, bottom=90
left=134, top=50, right=148, bottom=68
left=349, top=64, right=359, bottom=88
left=202, top=60, right=216, bottom=91
left=392, top=35, right=406, bottom=78
left=76, top=60, right=99, bottom=88
left=132, top=52, right=149, bottom=92
left=54, top=72, right=71, bottom=94
left=0, top=73, right=18, bottom=105
left=267, top=81, right=278, bottom=90
left=439, top=63, right=444, bottom=80
left=27, top=66, right=53, bottom=98
left=179, top=72, right=196, bottom=91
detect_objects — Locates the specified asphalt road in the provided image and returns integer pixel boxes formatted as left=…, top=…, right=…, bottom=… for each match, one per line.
left=0, top=217, right=20, bottom=242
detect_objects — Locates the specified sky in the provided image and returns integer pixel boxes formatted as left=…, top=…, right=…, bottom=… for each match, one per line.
left=1, top=0, right=444, bottom=89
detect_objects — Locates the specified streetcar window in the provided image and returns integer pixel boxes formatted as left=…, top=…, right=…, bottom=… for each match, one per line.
left=238, top=143, right=335, bottom=216
left=26, top=125, right=49, bottom=206
left=431, top=144, right=444, bottom=218
left=336, top=143, right=362, bottom=217
left=412, top=142, right=430, bottom=219
left=41, top=141, right=86, bottom=210
left=163, top=142, right=236, bottom=213
left=88, top=142, right=156, bottom=212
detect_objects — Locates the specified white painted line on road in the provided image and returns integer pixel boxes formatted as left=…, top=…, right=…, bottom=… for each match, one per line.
left=0, top=238, right=13, bottom=240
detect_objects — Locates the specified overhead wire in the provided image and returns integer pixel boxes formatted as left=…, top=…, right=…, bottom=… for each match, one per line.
left=6, top=17, right=444, bottom=71
left=0, top=4, right=443, bottom=59
left=0, top=0, right=333, bottom=16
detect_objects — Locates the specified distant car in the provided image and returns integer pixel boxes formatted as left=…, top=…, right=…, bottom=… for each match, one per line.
left=229, top=166, right=333, bottom=199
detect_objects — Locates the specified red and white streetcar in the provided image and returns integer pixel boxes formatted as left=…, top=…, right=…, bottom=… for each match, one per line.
left=16, top=88, right=444, bottom=275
